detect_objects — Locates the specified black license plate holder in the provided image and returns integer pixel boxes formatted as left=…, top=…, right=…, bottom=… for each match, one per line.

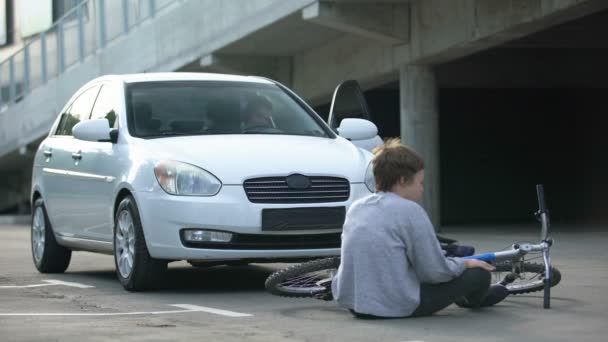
left=262, top=207, right=346, bottom=231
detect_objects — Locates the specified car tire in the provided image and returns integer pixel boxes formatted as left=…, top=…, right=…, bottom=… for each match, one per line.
left=113, top=195, right=167, bottom=291
left=31, top=198, right=72, bottom=273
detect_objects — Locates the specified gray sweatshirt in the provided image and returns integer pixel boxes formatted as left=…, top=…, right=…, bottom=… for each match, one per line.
left=331, top=192, right=466, bottom=317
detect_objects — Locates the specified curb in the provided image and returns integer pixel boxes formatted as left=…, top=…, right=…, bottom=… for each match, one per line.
left=0, top=215, right=30, bottom=225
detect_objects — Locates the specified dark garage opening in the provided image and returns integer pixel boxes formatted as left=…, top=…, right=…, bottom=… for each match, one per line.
left=314, top=9, right=608, bottom=226
left=439, top=88, right=608, bottom=225
left=437, top=9, right=608, bottom=226
left=315, top=83, right=608, bottom=226
left=316, top=81, right=608, bottom=226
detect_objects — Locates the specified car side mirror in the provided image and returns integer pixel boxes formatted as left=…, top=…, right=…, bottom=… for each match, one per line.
left=337, top=118, right=383, bottom=152
left=337, top=118, right=378, bottom=140
left=73, top=119, right=117, bottom=143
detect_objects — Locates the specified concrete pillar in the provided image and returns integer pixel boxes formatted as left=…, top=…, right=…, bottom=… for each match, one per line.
left=399, top=65, right=440, bottom=228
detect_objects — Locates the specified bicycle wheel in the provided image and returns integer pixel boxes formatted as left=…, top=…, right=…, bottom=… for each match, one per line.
left=493, top=262, right=561, bottom=295
left=265, top=257, right=340, bottom=298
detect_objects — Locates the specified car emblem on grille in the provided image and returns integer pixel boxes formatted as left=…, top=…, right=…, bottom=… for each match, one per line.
left=286, top=174, right=311, bottom=190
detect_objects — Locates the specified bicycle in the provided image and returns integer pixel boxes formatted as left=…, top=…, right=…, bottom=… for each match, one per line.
left=265, top=184, right=561, bottom=309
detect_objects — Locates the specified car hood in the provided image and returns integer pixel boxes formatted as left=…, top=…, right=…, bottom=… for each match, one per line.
left=138, top=135, right=372, bottom=185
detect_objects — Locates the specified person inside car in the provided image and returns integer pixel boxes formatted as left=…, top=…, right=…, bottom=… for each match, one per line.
left=242, top=95, right=275, bottom=130
left=331, top=138, right=509, bottom=318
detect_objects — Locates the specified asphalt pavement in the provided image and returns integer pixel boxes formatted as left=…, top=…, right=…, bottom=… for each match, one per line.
left=1, top=222, right=606, bottom=342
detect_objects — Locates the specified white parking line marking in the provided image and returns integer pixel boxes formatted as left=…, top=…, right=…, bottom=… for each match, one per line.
left=0, top=280, right=95, bottom=289
left=0, top=283, right=55, bottom=289
left=0, top=305, right=253, bottom=317
left=171, top=304, right=253, bottom=317
left=43, top=280, right=95, bottom=288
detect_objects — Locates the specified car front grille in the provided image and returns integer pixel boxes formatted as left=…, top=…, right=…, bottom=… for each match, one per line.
left=243, top=176, right=350, bottom=203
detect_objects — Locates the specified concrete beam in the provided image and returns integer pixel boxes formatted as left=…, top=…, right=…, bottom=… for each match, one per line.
left=199, top=54, right=239, bottom=74
left=199, top=54, right=293, bottom=86
left=292, top=35, right=404, bottom=105
left=292, top=0, right=608, bottom=103
left=302, top=1, right=409, bottom=44
left=409, top=0, right=608, bottom=64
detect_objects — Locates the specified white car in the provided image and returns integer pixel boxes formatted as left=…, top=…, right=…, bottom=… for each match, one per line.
left=30, top=73, right=380, bottom=291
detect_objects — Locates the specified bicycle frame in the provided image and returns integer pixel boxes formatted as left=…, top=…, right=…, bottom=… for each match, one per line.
left=463, top=242, right=548, bottom=263
left=463, top=184, right=553, bottom=308
left=265, top=185, right=559, bottom=308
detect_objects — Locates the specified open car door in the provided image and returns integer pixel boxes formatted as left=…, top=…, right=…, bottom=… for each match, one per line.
left=328, top=80, right=382, bottom=152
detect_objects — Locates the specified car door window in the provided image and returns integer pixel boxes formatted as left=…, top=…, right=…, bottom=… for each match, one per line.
left=54, top=105, right=72, bottom=136
left=90, top=85, right=118, bottom=128
left=328, top=80, right=372, bottom=130
left=56, top=86, right=101, bottom=136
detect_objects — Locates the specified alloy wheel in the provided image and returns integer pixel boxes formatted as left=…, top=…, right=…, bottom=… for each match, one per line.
left=115, top=209, right=136, bottom=278
left=32, top=206, right=46, bottom=263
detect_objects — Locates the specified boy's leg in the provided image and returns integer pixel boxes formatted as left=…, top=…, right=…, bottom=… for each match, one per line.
left=411, top=268, right=491, bottom=317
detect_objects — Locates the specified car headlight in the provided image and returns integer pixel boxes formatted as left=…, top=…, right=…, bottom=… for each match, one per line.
left=364, top=161, right=375, bottom=193
left=154, top=160, right=222, bottom=196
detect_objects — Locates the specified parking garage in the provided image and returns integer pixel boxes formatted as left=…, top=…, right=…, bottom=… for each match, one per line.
left=1, top=0, right=607, bottom=228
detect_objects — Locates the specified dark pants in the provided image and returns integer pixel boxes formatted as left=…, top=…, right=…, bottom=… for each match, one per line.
left=411, top=268, right=491, bottom=317
left=350, top=268, right=491, bottom=319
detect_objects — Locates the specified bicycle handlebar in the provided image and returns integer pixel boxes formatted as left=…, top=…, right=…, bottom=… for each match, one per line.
left=536, top=184, right=551, bottom=241
left=536, top=184, right=546, bottom=213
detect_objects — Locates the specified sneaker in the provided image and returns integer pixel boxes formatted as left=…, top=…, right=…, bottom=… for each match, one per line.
left=480, top=284, right=510, bottom=307
left=455, top=285, right=510, bottom=308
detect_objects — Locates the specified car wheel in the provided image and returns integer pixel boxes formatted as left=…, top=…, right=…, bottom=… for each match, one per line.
left=114, top=196, right=167, bottom=291
left=31, top=198, right=72, bottom=273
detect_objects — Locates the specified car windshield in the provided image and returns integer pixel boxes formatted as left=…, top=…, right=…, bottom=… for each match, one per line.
left=125, top=80, right=331, bottom=138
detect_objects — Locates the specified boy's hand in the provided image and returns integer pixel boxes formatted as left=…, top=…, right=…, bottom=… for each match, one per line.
left=464, top=259, right=496, bottom=271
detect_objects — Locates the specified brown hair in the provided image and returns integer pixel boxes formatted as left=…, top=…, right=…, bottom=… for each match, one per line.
left=372, top=138, right=424, bottom=192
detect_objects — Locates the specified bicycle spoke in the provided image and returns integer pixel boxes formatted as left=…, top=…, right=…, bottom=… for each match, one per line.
left=278, top=269, right=334, bottom=291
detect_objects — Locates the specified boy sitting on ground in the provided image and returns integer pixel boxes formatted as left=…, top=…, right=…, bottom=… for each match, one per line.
left=331, top=138, right=509, bottom=318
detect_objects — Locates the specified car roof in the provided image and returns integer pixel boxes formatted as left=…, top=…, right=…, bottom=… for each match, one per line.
left=89, top=72, right=273, bottom=84
left=63, top=73, right=279, bottom=114
left=92, top=72, right=275, bottom=85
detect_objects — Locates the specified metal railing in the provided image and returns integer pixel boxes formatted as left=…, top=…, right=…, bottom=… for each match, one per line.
left=0, top=0, right=177, bottom=111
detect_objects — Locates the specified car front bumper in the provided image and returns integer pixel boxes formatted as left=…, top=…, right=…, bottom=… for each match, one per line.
left=133, top=184, right=370, bottom=261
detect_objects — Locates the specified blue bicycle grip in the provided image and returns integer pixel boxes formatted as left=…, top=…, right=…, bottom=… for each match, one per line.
left=462, top=253, right=496, bottom=262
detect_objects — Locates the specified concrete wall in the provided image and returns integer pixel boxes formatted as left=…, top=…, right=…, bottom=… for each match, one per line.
left=0, top=0, right=316, bottom=158
left=4, top=0, right=608, bottom=156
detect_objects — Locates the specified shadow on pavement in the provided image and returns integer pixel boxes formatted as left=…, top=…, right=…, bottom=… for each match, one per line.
left=63, top=263, right=281, bottom=293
